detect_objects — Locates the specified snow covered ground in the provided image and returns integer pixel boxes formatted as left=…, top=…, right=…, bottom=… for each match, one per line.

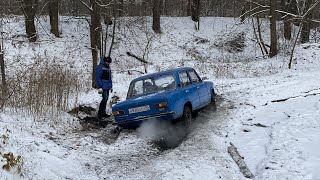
left=0, top=16, right=320, bottom=179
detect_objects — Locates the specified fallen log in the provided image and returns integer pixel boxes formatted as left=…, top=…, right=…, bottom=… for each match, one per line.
left=126, top=52, right=152, bottom=64
left=227, top=142, right=254, bottom=179
left=271, top=92, right=320, bottom=103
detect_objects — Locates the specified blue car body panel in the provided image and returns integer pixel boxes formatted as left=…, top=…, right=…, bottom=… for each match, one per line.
left=112, top=67, right=215, bottom=128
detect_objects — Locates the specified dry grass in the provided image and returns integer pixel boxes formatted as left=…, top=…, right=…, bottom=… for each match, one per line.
left=0, top=62, right=80, bottom=118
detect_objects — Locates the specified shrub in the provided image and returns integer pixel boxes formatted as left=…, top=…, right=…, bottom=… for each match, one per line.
left=1, top=62, right=80, bottom=118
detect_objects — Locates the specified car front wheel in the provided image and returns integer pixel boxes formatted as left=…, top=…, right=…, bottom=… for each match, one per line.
left=182, top=105, right=192, bottom=129
left=211, top=90, right=217, bottom=110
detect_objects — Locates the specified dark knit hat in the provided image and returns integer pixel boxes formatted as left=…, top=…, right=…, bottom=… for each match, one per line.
left=104, top=56, right=112, bottom=63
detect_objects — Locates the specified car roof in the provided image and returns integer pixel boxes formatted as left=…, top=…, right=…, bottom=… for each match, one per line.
left=131, top=67, right=194, bottom=82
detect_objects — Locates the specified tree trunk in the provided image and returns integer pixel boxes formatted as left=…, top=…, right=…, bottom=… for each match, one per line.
left=284, top=15, right=292, bottom=40
left=22, top=0, right=39, bottom=42
left=191, top=0, right=200, bottom=22
left=0, top=43, right=6, bottom=96
left=240, top=1, right=249, bottom=23
left=118, top=0, right=124, bottom=17
left=90, top=0, right=101, bottom=88
left=283, top=0, right=291, bottom=40
left=152, top=0, right=161, bottom=33
left=255, top=16, right=268, bottom=55
left=108, top=4, right=117, bottom=57
left=300, top=0, right=313, bottom=43
left=269, top=0, right=277, bottom=57
left=284, top=0, right=298, bottom=40
left=48, top=0, right=59, bottom=37
left=187, top=0, right=191, bottom=16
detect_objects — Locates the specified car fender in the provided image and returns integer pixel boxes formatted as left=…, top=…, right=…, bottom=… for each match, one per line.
left=204, top=81, right=214, bottom=93
left=169, top=94, right=194, bottom=118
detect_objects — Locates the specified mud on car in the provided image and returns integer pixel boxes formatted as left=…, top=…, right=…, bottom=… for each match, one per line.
left=112, top=67, right=216, bottom=128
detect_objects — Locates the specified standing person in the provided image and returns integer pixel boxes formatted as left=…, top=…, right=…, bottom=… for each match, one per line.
left=96, top=56, right=112, bottom=119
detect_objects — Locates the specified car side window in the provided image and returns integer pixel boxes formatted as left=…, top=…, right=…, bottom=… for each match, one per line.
left=133, top=80, right=143, bottom=96
left=179, top=71, right=191, bottom=87
left=188, top=70, right=201, bottom=83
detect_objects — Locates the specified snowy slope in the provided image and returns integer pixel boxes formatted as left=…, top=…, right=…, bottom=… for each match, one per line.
left=1, top=16, right=320, bottom=180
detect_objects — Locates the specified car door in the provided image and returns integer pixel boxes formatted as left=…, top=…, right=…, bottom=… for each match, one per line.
left=188, top=69, right=210, bottom=106
left=178, top=71, right=201, bottom=110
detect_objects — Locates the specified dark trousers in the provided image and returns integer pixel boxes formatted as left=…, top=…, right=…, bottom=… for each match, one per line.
left=98, top=90, right=109, bottom=115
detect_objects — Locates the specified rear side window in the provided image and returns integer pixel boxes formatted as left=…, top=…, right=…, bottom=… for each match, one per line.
left=132, top=81, right=143, bottom=96
left=188, top=70, right=201, bottom=83
left=179, top=71, right=191, bottom=87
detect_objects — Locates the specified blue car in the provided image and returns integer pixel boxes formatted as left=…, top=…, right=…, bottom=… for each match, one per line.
left=112, top=67, right=216, bottom=128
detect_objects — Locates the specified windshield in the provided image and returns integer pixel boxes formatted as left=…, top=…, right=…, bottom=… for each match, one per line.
left=127, top=74, right=176, bottom=99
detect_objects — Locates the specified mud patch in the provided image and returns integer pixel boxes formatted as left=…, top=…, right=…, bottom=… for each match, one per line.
left=151, top=133, right=186, bottom=151
left=68, top=105, right=113, bottom=130
left=147, top=95, right=225, bottom=151
left=136, top=120, right=188, bottom=151
left=79, top=116, right=111, bottom=130
left=98, top=126, right=123, bottom=145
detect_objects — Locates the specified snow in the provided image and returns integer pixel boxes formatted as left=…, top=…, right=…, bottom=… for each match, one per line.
left=1, top=15, right=320, bottom=179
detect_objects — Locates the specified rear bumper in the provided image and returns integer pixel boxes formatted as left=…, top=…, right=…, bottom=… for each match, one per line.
left=113, top=111, right=176, bottom=126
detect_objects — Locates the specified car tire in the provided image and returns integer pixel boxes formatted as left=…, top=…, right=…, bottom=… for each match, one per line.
left=211, top=89, right=217, bottom=110
left=182, top=105, right=192, bottom=129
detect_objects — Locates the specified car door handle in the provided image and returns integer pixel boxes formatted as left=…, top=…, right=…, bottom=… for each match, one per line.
left=186, top=90, right=189, bottom=93
left=197, top=86, right=200, bottom=89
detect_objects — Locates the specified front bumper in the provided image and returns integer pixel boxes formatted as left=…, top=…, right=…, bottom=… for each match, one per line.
left=112, top=111, right=176, bottom=126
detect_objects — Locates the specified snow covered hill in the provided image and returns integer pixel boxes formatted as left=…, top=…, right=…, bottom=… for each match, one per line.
left=0, top=16, right=320, bottom=180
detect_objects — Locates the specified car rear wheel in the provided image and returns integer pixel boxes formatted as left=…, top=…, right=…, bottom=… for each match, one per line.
left=211, top=89, right=217, bottom=109
left=182, top=105, right=192, bottom=128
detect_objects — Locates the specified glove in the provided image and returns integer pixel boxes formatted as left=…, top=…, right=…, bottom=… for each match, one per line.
left=98, top=88, right=103, bottom=94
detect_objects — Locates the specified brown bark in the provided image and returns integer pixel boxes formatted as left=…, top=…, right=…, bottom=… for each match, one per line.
left=48, top=0, right=59, bottom=37
left=284, top=15, right=292, bottom=40
left=253, top=16, right=268, bottom=56
left=152, top=0, right=161, bottom=33
left=300, top=0, right=313, bottom=43
left=108, top=5, right=117, bottom=57
left=228, top=143, right=254, bottom=179
left=90, top=0, right=100, bottom=88
left=0, top=43, right=6, bottom=96
left=22, top=0, right=39, bottom=42
left=269, top=0, right=277, bottom=57
left=284, top=0, right=298, bottom=40
left=191, top=0, right=200, bottom=22
left=118, top=0, right=124, bottom=17
left=187, top=0, right=191, bottom=16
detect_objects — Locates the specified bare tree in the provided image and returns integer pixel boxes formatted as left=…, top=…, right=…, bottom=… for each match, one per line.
left=269, top=0, right=277, bottom=57
left=300, top=0, right=314, bottom=43
left=283, top=0, right=298, bottom=40
left=191, top=0, right=200, bottom=22
left=79, top=0, right=121, bottom=87
left=118, top=0, right=124, bottom=17
left=48, top=0, right=59, bottom=37
left=21, top=0, right=39, bottom=42
left=252, top=15, right=268, bottom=56
left=0, top=36, right=5, bottom=96
left=108, top=3, right=117, bottom=57
left=288, top=0, right=320, bottom=68
left=152, top=0, right=161, bottom=33
left=89, top=0, right=101, bottom=88
left=187, top=0, right=191, bottom=16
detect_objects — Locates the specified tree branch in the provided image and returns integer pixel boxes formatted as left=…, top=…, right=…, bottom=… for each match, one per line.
left=78, top=0, right=92, bottom=11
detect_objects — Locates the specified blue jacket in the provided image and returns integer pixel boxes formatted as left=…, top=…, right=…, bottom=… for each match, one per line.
left=96, top=58, right=112, bottom=90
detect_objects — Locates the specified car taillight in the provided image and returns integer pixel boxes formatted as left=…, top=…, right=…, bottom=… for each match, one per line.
left=112, top=110, right=125, bottom=116
left=154, top=102, right=168, bottom=108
